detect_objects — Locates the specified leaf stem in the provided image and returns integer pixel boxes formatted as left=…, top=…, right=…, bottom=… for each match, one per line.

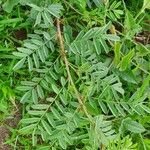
left=56, top=19, right=93, bottom=123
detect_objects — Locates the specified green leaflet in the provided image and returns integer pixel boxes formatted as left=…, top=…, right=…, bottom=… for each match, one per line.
left=114, top=42, right=121, bottom=65
left=114, top=69, right=137, bottom=84
left=20, top=118, right=40, bottom=124
left=112, top=82, right=124, bottom=95
left=32, top=129, right=37, bottom=146
left=135, top=74, right=150, bottom=101
left=37, top=85, right=44, bottom=99
left=28, top=56, right=33, bottom=71
left=35, top=12, right=42, bottom=26
left=21, top=81, right=37, bottom=86
left=122, top=117, right=145, bottom=133
left=13, top=57, right=26, bottom=70
left=32, top=88, right=38, bottom=104
left=27, top=3, right=42, bottom=11
left=46, top=113, right=56, bottom=128
left=16, top=86, right=33, bottom=91
left=17, top=48, right=33, bottom=55
left=28, top=110, right=45, bottom=116
left=119, top=50, right=135, bottom=71
left=13, top=52, right=28, bottom=58
left=51, top=107, right=61, bottom=120
left=20, top=90, right=31, bottom=103
left=33, top=53, right=40, bottom=68
left=143, top=0, right=150, bottom=10
left=31, top=104, right=49, bottom=110
left=51, top=84, right=60, bottom=94
left=2, top=0, right=20, bottom=13
left=19, top=124, right=37, bottom=134
left=41, top=120, right=52, bottom=135
left=47, top=4, right=63, bottom=18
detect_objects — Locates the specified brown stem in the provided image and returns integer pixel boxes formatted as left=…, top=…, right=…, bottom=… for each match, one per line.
left=56, top=19, right=93, bottom=123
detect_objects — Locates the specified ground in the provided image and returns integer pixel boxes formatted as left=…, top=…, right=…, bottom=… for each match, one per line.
left=0, top=108, right=21, bottom=150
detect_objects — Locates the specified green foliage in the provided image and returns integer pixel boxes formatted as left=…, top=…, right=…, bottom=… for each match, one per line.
left=143, top=0, right=150, bottom=10
left=107, top=135, right=137, bottom=150
left=0, top=0, right=150, bottom=149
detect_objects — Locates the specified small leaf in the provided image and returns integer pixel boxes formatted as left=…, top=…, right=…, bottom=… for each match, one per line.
left=31, top=39, right=43, bottom=46
left=21, top=81, right=36, bottom=86
left=60, top=77, right=66, bottom=86
left=99, top=101, right=108, bottom=114
left=119, top=50, right=135, bottom=71
left=107, top=102, right=118, bottom=117
left=27, top=3, right=42, bottom=11
left=35, top=12, right=41, bottom=26
left=114, top=42, right=121, bottom=65
left=2, top=0, right=19, bottom=13
left=46, top=113, right=56, bottom=128
left=41, top=120, right=52, bottom=135
left=140, top=105, right=150, bottom=114
left=51, top=84, right=59, bottom=94
left=28, top=110, right=45, bottom=116
left=28, top=56, right=33, bottom=71
left=40, top=79, right=49, bottom=90
left=43, top=32, right=51, bottom=40
left=115, top=104, right=126, bottom=116
left=104, top=34, right=120, bottom=41
left=31, top=104, right=49, bottom=110
left=19, top=124, right=37, bottom=134
left=32, top=88, right=38, bottom=104
left=20, top=118, right=40, bottom=124
left=16, top=86, right=33, bottom=91
left=20, top=91, right=31, bottom=103
left=42, top=11, right=53, bottom=26
left=58, top=134, right=67, bottom=149
left=43, top=45, right=49, bottom=58
left=37, top=48, right=45, bottom=62
left=13, top=57, right=26, bottom=70
left=92, top=0, right=102, bottom=7
left=99, top=39, right=109, bottom=53
left=49, top=71, right=58, bottom=80
left=37, top=85, right=44, bottom=99
left=93, top=39, right=101, bottom=55
left=13, top=52, right=28, bottom=57
left=32, top=129, right=37, bottom=146
left=24, top=43, right=38, bottom=50
left=17, top=48, right=33, bottom=54
left=121, top=103, right=132, bottom=114
left=51, top=107, right=61, bottom=120
left=112, top=82, right=124, bottom=95
left=122, top=117, right=145, bottom=133
left=114, top=69, right=137, bottom=84
left=33, top=53, right=40, bottom=68
left=136, top=74, right=150, bottom=99
left=47, top=4, right=63, bottom=18
left=55, top=101, right=64, bottom=113
left=143, top=0, right=150, bottom=10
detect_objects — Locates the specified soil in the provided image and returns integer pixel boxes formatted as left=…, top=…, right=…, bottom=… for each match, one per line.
left=0, top=126, right=11, bottom=150
left=135, top=31, right=150, bottom=45
left=0, top=108, right=21, bottom=150
left=13, top=29, right=27, bottom=41
left=0, top=27, right=25, bottom=150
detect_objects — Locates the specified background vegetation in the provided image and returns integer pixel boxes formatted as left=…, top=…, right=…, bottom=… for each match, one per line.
left=0, top=0, right=150, bottom=149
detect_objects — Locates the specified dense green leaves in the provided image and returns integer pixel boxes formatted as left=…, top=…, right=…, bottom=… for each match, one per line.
left=143, top=0, right=150, bottom=10
left=119, top=50, right=135, bottom=71
left=2, top=0, right=20, bottom=13
left=1, top=0, right=150, bottom=149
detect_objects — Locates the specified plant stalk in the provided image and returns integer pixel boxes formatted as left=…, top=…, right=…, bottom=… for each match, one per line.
left=56, top=19, right=93, bottom=123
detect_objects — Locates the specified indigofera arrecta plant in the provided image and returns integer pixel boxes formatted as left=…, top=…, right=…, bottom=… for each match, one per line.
left=11, top=0, right=150, bottom=149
